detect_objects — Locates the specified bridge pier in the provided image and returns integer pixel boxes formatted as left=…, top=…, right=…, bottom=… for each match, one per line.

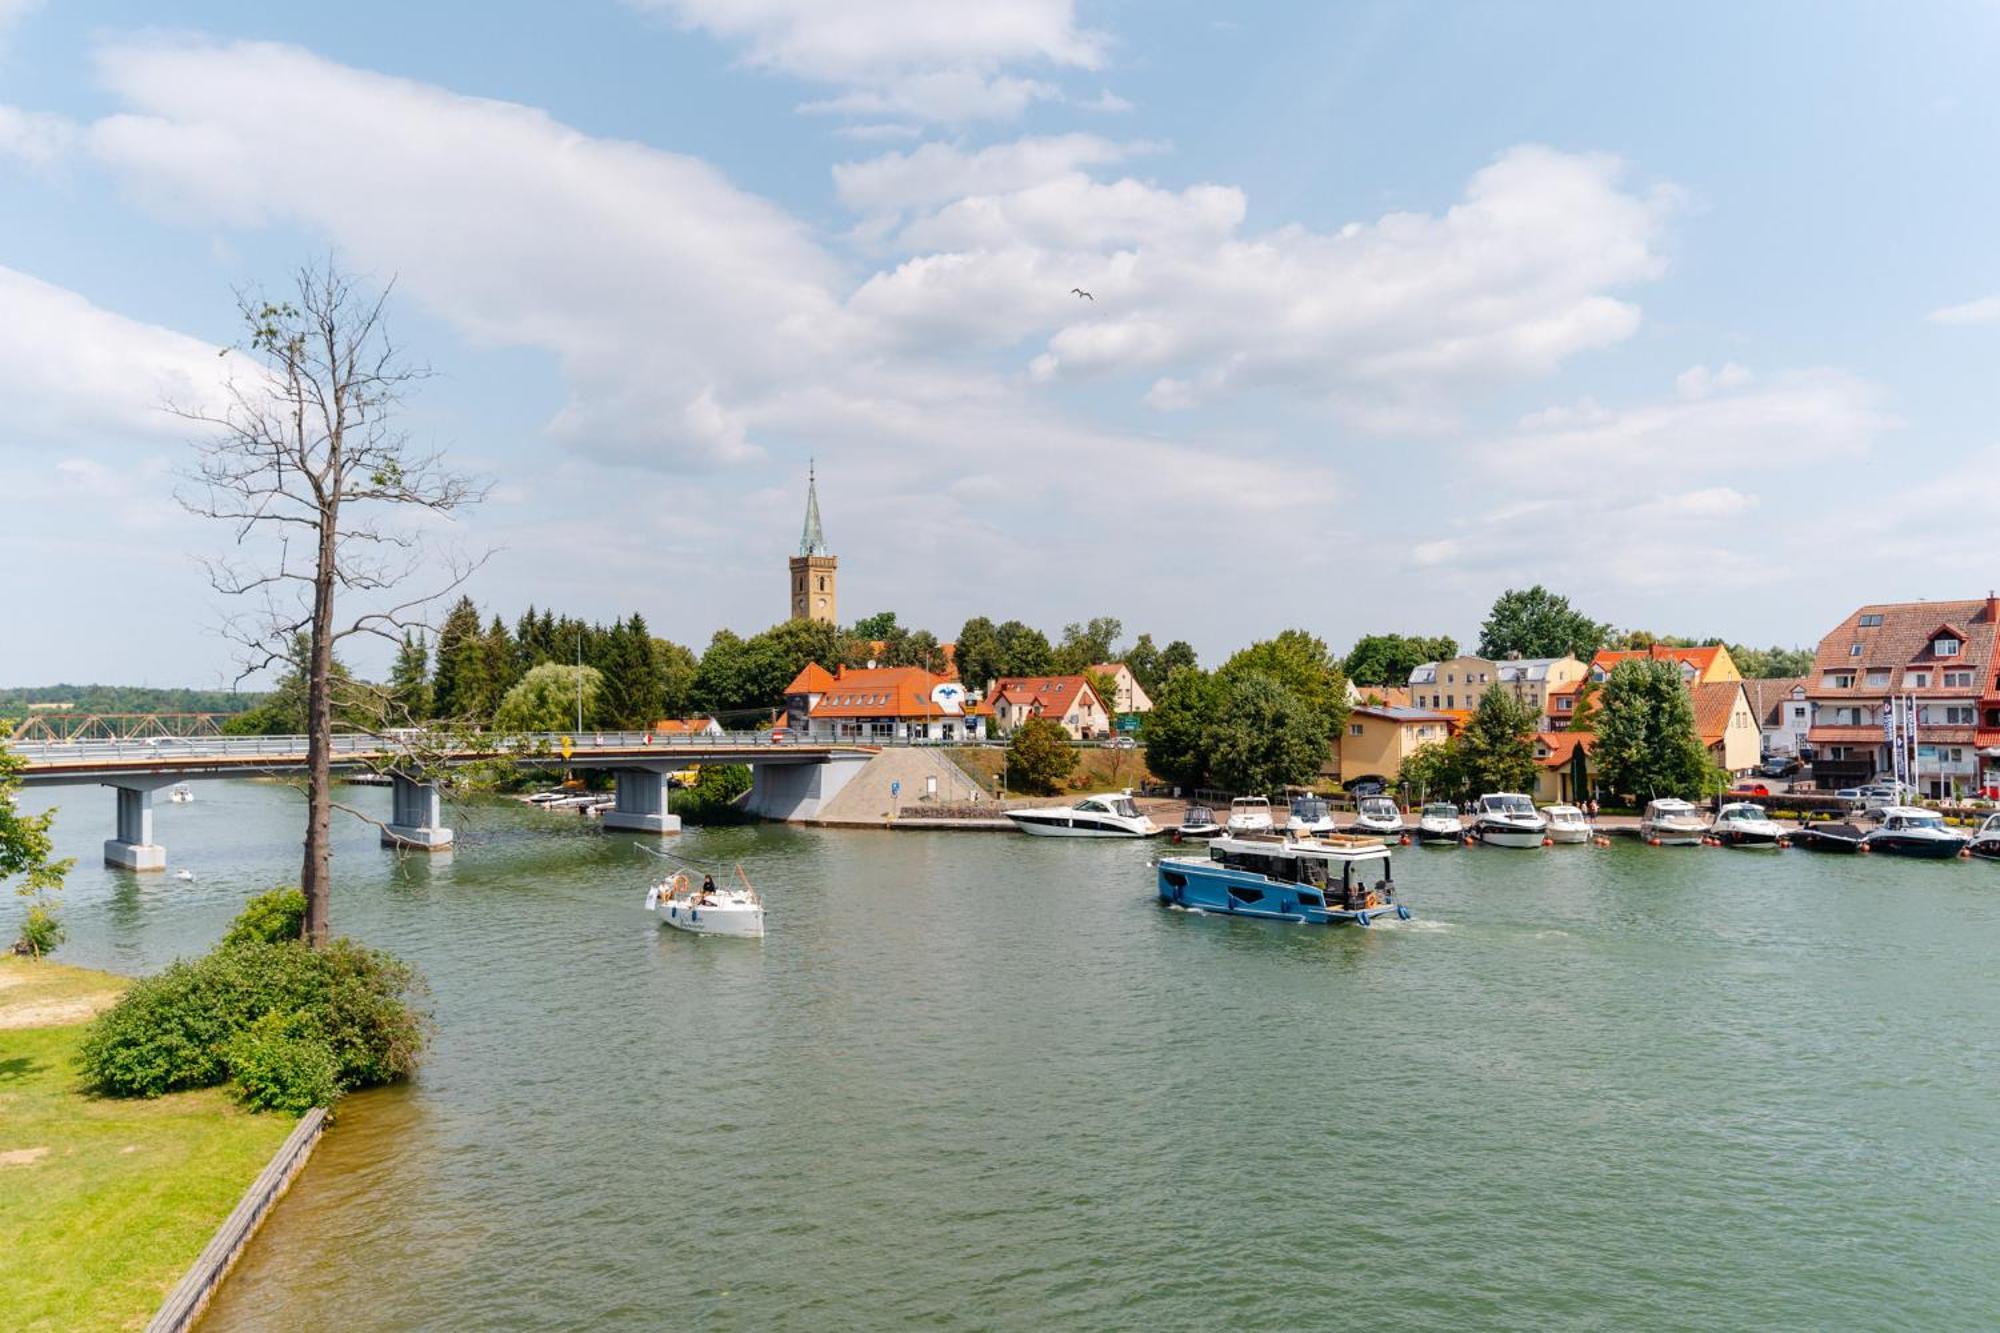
left=104, top=782, right=168, bottom=871
left=602, top=768, right=681, bottom=835
left=382, top=773, right=454, bottom=851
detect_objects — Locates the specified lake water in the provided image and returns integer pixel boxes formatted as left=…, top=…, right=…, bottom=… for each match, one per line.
left=16, top=780, right=2000, bottom=1329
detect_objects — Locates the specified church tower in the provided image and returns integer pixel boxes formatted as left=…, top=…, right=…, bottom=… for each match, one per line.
left=789, top=462, right=837, bottom=624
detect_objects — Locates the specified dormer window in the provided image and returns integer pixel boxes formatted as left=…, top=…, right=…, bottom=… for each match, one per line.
left=1858, top=614, right=1884, bottom=627
left=1934, top=638, right=1960, bottom=657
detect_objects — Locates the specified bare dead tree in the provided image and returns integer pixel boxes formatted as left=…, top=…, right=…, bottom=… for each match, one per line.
left=178, top=260, right=487, bottom=946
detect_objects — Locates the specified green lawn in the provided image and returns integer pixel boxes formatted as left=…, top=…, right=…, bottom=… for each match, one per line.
left=947, top=743, right=1156, bottom=798
left=0, top=959, right=296, bottom=1333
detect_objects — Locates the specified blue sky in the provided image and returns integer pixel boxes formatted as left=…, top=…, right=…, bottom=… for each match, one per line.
left=4, top=0, right=1999, bottom=687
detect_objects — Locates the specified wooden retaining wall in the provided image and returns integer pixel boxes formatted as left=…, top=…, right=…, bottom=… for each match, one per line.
left=146, top=1106, right=328, bottom=1332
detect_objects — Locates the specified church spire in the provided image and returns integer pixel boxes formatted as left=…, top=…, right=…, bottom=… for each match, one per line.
left=798, top=459, right=828, bottom=556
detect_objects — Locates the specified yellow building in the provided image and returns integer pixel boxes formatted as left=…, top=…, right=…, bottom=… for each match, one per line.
left=1338, top=705, right=1455, bottom=787
left=1406, top=655, right=1498, bottom=713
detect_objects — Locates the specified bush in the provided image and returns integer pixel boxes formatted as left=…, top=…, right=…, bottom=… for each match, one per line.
left=673, top=764, right=753, bottom=824
left=78, top=938, right=429, bottom=1108
left=226, top=1011, right=341, bottom=1113
left=1007, top=718, right=1078, bottom=795
left=222, top=888, right=307, bottom=946
left=12, top=902, right=64, bottom=959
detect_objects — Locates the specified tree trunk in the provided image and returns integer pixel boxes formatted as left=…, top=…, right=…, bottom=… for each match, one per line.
left=301, top=502, right=339, bottom=947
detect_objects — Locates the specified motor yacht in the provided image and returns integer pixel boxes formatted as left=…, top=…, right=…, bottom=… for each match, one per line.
left=1791, top=820, right=1869, bottom=853
left=1472, top=793, right=1547, bottom=848
left=1861, top=807, right=1969, bottom=859
left=1542, top=804, right=1591, bottom=844
left=1414, top=803, right=1464, bottom=844
left=1007, top=792, right=1160, bottom=838
left=1285, top=794, right=1338, bottom=836
left=1968, top=812, right=2000, bottom=861
left=1711, top=802, right=1786, bottom=848
left=1225, top=796, right=1274, bottom=834
left=646, top=870, right=764, bottom=938
left=1349, top=796, right=1404, bottom=837
left=168, top=783, right=194, bottom=804
left=1640, top=798, right=1709, bottom=846
left=1156, top=831, right=1410, bottom=927
left=1176, top=805, right=1224, bottom=839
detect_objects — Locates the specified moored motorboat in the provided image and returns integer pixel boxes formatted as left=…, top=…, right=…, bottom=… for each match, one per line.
left=1542, top=804, right=1591, bottom=844
left=1225, top=795, right=1274, bottom=835
left=1861, top=807, right=1969, bottom=859
left=1285, top=794, right=1338, bottom=836
left=1156, top=831, right=1409, bottom=927
left=1414, top=802, right=1464, bottom=844
left=1349, top=796, right=1404, bottom=837
left=1007, top=792, right=1160, bottom=838
left=1711, top=802, right=1786, bottom=848
left=1968, top=812, right=2000, bottom=861
left=1176, top=804, right=1224, bottom=839
left=1640, top=798, right=1708, bottom=846
left=1791, top=820, right=1869, bottom=853
left=1473, top=793, right=1547, bottom=848
left=646, top=869, right=765, bottom=938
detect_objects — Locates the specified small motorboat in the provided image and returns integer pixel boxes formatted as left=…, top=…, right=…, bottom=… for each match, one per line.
left=1640, top=798, right=1708, bottom=846
left=1791, top=820, right=1869, bottom=853
left=1414, top=803, right=1464, bottom=844
left=1176, top=805, right=1224, bottom=839
left=1967, top=812, right=2000, bottom=861
left=173, top=868, right=195, bottom=881
left=1156, top=831, right=1410, bottom=927
left=646, top=869, right=765, bottom=938
left=168, top=783, right=194, bottom=804
left=1543, top=804, right=1591, bottom=844
left=1473, top=793, right=1547, bottom=848
left=1861, top=807, right=1969, bottom=859
left=1349, top=796, right=1404, bottom=837
left=1286, top=794, right=1338, bottom=836
left=1225, top=796, right=1274, bottom=835
left=1711, top=802, right=1786, bottom=848
left=1007, top=791, right=1159, bottom=838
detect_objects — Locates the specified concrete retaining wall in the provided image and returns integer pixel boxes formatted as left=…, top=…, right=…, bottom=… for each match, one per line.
left=146, top=1106, right=328, bottom=1333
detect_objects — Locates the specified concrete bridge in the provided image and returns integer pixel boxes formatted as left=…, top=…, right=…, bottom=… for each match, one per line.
left=10, top=730, right=881, bottom=870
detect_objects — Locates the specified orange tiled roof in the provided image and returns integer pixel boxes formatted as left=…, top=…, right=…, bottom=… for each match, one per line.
left=652, top=717, right=715, bottom=734
left=1691, top=680, right=1749, bottom=746
left=1808, top=597, right=2000, bottom=698
left=806, top=665, right=961, bottom=719
left=989, top=675, right=1104, bottom=714
left=1593, top=644, right=1723, bottom=675
left=784, top=662, right=837, bottom=695
left=1534, top=731, right=1592, bottom=769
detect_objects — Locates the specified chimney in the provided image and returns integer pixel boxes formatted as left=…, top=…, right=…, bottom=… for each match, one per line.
left=1988, top=590, right=1998, bottom=625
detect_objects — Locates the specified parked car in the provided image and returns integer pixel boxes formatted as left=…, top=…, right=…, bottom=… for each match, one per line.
left=1346, top=776, right=1387, bottom=797
left=1760, top=756, right=1802, bottom=778
left=1110, top=735, right=1138, bottom=750
left=1731, top=782, right=1771, bottom=797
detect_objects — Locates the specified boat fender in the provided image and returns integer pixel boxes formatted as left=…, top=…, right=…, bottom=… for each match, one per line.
left=1960, top=848, right=1972, bottom=859
left=1541, top=837, right=1552, bottom=847
left=1856, top=842, right=1871, bottom=853
left=1648, top=837, right=1661, bottom=847
left=1399, top=834, right=1411, bottom=846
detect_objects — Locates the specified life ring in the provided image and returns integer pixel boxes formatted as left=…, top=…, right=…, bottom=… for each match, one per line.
left=669, top=871, right=691, bottom=896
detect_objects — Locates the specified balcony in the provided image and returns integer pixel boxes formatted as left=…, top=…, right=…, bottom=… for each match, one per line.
left=1810, top=757, right=1875, bottom=789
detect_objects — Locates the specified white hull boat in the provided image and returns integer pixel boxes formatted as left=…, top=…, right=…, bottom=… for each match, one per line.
left=168, top=783, right=194, bottom=804
left=1711, top=802, right=1786, bottom=848
left=1007, top=792, right=1159, bottom=838
left=1414, top=803, right=1464, bottom=844
left=647, top=872, right=765, bottom=938
left=1286, top=795, right=1338, bottom=836
left=1225, top=796, right=1274, bottom=835
left=1543, top=804, right=1591, bottom=844
left=1349, top=796, right=1404, bottom=837
left=1473, top=793, right=1548, bottom=848
left=1641, top=798, right=1709, bottom=846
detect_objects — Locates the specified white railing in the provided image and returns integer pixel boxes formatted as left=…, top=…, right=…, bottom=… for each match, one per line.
left=8, top=728, right=852, bottom=769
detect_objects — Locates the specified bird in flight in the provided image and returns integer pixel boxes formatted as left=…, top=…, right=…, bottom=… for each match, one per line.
left=1071, top=287, right=1093, bottom=300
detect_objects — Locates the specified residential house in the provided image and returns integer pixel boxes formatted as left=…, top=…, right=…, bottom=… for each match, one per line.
left=1087, top=662, right=1154, bottom=714
left=1805, top=595, right=2000, bottom=797
left=1406, top=655, right=1500, bottom=713
left=1532, top=731, right=1593, bottom=804
left=1494, top=656, right=1588, bottom=727
left=651, top=716, right=724, bottom=737
left=987, top=675, right=1113, bottom=740
left=783, top=663, right=984, bottom=742
left=1349, top=683, right=1414, bottom=710
left=1337, top=705, right=1456, bottom=788
left=1547, top=644, right=1742, bottom=731
left=1740, top=677, right=1811, bottom=760
left=1693, top=680, right=1762, bottom=776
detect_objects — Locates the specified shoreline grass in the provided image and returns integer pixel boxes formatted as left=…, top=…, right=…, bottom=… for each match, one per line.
left=0, top=958, right=295, bottom=1333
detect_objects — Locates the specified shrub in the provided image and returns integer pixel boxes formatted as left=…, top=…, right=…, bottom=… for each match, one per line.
left=1007, top=718, right=1078, bottom=795
left=673, top=763, right=753, bottom=824
left=222, top=888, right=308, bottom=946
left=12, top=902, right=64, bottom=959
left=78, top=938, right=429, bottom=1107
left=226, top=1011, right=341, bottom=1113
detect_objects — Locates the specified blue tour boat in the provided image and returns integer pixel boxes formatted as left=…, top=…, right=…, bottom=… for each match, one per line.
left=1156, top=831, right=1410, bottom=927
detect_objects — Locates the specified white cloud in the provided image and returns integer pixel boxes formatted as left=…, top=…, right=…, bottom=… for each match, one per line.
left=1927, top=294, right=2000, bottom=326
left=88, top=37, right=850, bottom=468
left=0, top=0, right=40, bottom=45
left=630, top=0, right=1103, bottom=122
left=1673, top=361, right=1752, bottom=399
left=850, top=143, right=1677, bottom=420
left=833, top=133, right=1151, bottom=216
left=0, top=265, right=233, bottom=443
left=0, top=104, right=74, bottom=166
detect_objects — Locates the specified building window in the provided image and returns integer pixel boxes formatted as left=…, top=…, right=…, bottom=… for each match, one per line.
left=1935, top=638, right=1960, bottom=657
left=1557, top=697, right=1572, bottom=711
left=1858, top=614, right=1883, bottom=627
left=1908, top=672, right=1929, bottom=688
left=1349, top=723, right=1363, bottom=736
left=1865, top=670, right=1890, bottom=687
left=1824, top=672, right=1854, bottom=689
left=1849, top=644, right=1863, bottom=657
left=1446, top=695, right=1455, bottom=708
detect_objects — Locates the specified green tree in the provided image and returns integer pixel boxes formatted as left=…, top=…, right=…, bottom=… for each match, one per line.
left=1123, top=634, right=1162, bottom=695
left=1594, top=659, right=1715, bottom=800
left=1084, top=668, right=1123, bottom=718
left=1141, top=667, right=1219, bottom=790
left=596, top=615, right=666, bottom=728
left=1456, top=688, right=1539, bottom=795
left=692, top=620, right=841, bottom=718
left=849, top=611, right=901, bottom=640
left=4, top=740, right=74, bottom=958
left=991, top=620, right=1055, bottom=678
left=431, top=596, right=489, bottom=723
left=1204, top=671, right=1328, bottom=795
left=387, top=632, right=432, bottom=722
left=1566, top=675, right=1602, bottom=735
left=221, top=633, right=364, bottom=735
left=1477, top=586, right=1610, bottom=661
left=1217, top=629, right=1350, bottom=743
left=1157, top=639, right=1198, bottom=678
left=495, top=663, right=604, bottom=734
left=898, top=629, right=948, bottom=674
left=1053, top=617, right=1123, bottom=673
left=1396, top=736, right=1467, bottom=803
left=654, top=638, right=699, bottom=719
left=1342, top=633, right=1459, bottom=688
left=954, top=616, right=1001, bottom=692
left=1729, top=644, right=1814, bottom=678
left=1007, top=717, right=1079, bottom=794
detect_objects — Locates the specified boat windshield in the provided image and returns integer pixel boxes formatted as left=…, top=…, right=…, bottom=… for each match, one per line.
left=1290, top=797, right=1328, bottom=818
left=1546, top=806, right=1581, bottom=819
left=1423, top=804, right=1457, bottom=818
left=1718, top=804, right=1761, bottom=819
left=1110, top=798, right=1141, bottom=818
left=1360, top=798, right=1396, bottom=816
left=1185, top=807, right=1215, bottom=823
left=1897, top=814, right=1945, bottom=831
left=1483, top=795, right=1534, bottom=815
left=1232, top=797, right=1270, bottom=810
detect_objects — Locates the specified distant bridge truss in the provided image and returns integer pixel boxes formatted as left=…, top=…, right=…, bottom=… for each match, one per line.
left=8, top=712, right=231, bottom=743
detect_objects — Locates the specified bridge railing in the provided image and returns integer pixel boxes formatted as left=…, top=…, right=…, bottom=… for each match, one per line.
left=5, top=728, right=877, bottom=768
